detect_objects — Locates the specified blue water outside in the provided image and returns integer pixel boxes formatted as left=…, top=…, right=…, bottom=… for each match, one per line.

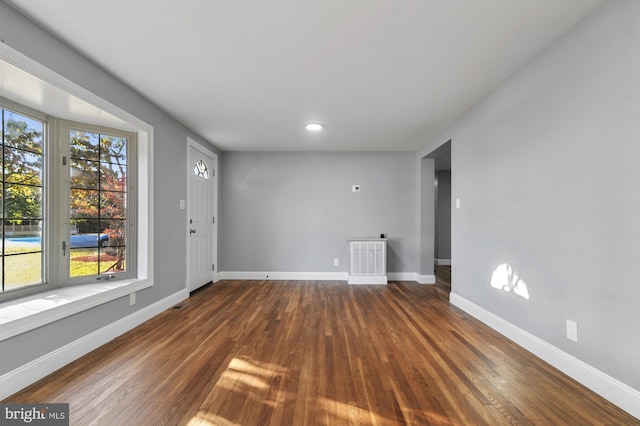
left=6, top=234, right=108, bottom=248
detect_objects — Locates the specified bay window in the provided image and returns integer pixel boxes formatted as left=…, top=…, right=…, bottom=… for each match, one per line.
left=0, top=100, right=136, bottom=301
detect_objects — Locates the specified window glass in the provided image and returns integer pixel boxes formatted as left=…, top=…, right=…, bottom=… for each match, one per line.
left=194, top=159, right=209, bottom=179
left=1, top=109, right=45, bottom=291
left=69, top=129, right=127, bottom=278
left=0, top=100, right=136, bottom=301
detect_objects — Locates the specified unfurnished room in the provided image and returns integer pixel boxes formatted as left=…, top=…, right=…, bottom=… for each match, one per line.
left=0, top=0, right=639, bottom=424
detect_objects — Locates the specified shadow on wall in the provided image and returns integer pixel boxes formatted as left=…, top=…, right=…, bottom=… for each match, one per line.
left=491, top=263, right=530, bottom=300
left=386, top=239, right=406, bottom=273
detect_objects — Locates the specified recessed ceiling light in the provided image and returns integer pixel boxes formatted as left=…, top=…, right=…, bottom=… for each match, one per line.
left=305, top=123, right=323, bottom=131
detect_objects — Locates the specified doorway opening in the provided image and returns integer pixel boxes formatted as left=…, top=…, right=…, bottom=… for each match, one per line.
left=427, top=140, right=451, bottom=294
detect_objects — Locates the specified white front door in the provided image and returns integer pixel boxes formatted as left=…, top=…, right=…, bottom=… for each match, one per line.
left=188, top=144, right=216, bottom=291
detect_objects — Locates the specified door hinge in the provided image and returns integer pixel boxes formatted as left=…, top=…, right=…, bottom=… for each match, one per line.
left=62, top=156, right=67, bottom=166
left=212, top=217, right=215, bottom=224
left=212, top=263, right=215, bottom=271
left=62, top=241, right=67, bottom=256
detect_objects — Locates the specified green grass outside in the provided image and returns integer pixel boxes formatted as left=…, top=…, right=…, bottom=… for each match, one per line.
left=3, top=247, right=121, bottom=290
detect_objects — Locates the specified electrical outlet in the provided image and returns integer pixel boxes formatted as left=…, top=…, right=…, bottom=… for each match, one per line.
left=334, top=258, right=339, bottom=266
left=566, top=320, right=578, bottom=342
left=129, top=292, right=136, bottom=306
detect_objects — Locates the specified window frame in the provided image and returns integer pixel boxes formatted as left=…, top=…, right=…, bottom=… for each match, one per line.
left=0, top=98, right=50, bottom=299
left=58, top=120, right=138, bottom=286
left=0, top=102, right=141, bottom=301
left=0, top=42, right=154, bottom=341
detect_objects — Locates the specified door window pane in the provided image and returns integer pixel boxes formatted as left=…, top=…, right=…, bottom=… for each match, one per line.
left=194, top=159, right=209, bottom=179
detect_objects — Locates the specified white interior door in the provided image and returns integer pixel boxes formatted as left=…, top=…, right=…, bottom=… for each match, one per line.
left=188, top=144, right=216, bottom=291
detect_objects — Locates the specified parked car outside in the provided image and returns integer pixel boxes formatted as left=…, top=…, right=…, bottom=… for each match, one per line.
left=5, top=234, right=108, bottom=248
left=70, top=233, right=109, bottom=248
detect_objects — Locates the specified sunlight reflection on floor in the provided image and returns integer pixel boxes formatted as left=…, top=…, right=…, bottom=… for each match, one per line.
left=186, top=410, right=242, bottom=426
left=190, top=356, right=406, bottom=425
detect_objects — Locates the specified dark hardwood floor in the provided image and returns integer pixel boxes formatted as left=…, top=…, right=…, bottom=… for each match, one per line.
left=435, top=265, right=451, bottom=293
left=6, top=277, right=638, bottom=425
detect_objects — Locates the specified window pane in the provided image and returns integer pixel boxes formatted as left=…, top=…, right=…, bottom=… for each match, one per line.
left=100, top=191, right=126, bottom=219
left=3, top=148, right=43, bottom=186
left=70, top=218, right=99, bottom=236
left=102, top=219, right=125, bottom=246
left=100, top=247, right=125, bottom=274
left=3, top=111, right=43, bottom=153
left=68, top=128, right=128, bottom=280
left=69, top=248, right=98, bottom=277
left=100, top=163, right=126, bottom=191
left=4, top=184, right=42, bottom=219
left=5, top=252, right=42, bottom=289
left=4, top=223, right=41, bottom=255
left=100, top=135, right=127, bottom=164
left=3, top=219, right=43, bottom=289
left=70, top=189, right=100, bottom=219
left=70, top=158, right=99, bottom=189
left=70, top=129, right=99, bottom=161
left=1, top=108, right=45, bottom=294
left=194, top=159, right=209, bottom=179
left=70, top=231, right=106, bottom=249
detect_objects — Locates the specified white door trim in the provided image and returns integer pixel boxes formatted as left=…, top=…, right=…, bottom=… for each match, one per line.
left=186, top=137, right=219, bottom=291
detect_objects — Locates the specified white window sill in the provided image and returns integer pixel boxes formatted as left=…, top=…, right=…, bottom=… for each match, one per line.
left=0, top=279, right=153, bottom=342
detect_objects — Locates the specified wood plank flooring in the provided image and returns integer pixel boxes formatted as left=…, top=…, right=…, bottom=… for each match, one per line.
left=6, top=275, right=638, bottom=425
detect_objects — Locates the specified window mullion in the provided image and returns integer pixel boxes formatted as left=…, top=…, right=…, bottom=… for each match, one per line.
left=50, top=117, right=65, bottom=286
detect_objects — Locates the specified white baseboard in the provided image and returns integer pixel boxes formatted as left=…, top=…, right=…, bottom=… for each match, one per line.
left=219, top=271, right=349, bottom=281
left=435, top=258, right=451, bottom=266
left=387, top=272, right=435, bottom=284
left=220, top=271, right=433, bottom=285
left=347, top=275, right=388, bottom=285
left=417, top=274, right=436, bottom=284
left=388, top=272, right=417, bottom=281
left=450, top=292, right=640, bottom=420
left=0, top=289, right=188, bottom=400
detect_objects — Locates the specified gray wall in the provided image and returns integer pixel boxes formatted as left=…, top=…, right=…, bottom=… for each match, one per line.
left=220, top=152, right=417, bottom=273
left=0, top=2, right=218, bottom=375
left=419, top=0, right=640, bottom=391
left=418, top=157, right=435, bottom=275
left=435, top=170, right=451, bottom=260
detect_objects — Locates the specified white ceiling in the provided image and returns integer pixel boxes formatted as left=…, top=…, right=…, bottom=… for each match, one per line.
left=0, top=59, right=138, bottom=131
left=6, top=0, right=603, bottom=152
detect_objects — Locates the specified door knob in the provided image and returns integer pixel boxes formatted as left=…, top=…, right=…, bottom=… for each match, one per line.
left=190, top=229, right=196, bottom=234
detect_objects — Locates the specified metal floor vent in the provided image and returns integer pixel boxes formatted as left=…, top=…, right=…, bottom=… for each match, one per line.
left=170, top=304, right=186, bottom=311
